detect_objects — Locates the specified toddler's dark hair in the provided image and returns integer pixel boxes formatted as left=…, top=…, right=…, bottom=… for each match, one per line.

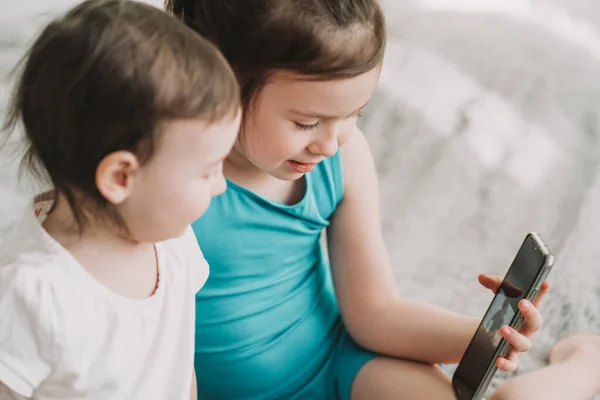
left=3, top=0, right=239, bottom=230
left=165, top=0, right=386, bottom=111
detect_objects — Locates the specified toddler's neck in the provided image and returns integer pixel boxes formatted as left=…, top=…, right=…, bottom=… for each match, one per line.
left=39, top=191, right=159, bottom=299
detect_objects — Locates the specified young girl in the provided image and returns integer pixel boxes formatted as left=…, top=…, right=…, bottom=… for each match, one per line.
left=166, top=1, right=600, bottom=399
left=0, top=0, right=240, bottom=398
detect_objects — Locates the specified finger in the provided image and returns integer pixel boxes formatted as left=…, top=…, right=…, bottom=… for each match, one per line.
left=503, top=281, right=523, bottom=298
left=532, top=281, right=551, bottom=308
left=500, top=326, right=531, bottom=352
left=504, top=347, right=520, bottom=363
left=478, top=274, right=503, bottom=293
left=496, top=357, right=518, bottom=373
left=518, top=300, right=543, bottom=337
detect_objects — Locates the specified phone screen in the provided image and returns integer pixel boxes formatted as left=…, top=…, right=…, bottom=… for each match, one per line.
left=453, top=235, right=548, bottom=399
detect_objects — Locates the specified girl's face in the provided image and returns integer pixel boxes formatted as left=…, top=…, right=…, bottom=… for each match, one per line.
left=238, top=67, right=380, bottom=181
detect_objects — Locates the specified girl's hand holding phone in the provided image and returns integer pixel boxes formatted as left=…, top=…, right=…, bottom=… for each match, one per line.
left=478, top=273, right=551, bottom=372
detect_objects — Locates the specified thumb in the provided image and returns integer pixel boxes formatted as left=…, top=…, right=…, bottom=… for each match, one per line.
left=478, top=274, right=503, bottom=293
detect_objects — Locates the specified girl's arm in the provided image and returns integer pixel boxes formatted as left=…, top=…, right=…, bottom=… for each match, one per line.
left=328, top=128, right=542, bottom=366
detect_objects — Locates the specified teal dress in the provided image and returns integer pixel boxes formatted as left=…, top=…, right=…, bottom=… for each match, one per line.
left=191, top=151, right=377, bottom=400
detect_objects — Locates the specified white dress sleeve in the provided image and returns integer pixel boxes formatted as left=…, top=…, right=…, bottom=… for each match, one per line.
left=0, top=268, right=61, bottom=398
left=181, top=226, right=210, bottom=294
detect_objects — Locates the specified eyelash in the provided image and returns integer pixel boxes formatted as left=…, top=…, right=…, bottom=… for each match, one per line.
left=294, top=110, right=363, bottom=131
left=294, top=121, right=321, bottom=131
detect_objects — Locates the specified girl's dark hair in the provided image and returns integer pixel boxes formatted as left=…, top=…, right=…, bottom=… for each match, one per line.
left=165, top=0, right=386, bottom=111
left=3, top=0, right=239, bottom=231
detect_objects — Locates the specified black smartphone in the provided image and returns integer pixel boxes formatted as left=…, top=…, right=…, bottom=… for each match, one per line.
left=452, top=233, right=554, bottom=400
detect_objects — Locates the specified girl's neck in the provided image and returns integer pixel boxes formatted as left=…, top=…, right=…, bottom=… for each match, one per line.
left=224, top=146, right=272, bottom=188
left=225, top=146, right=262, bottom=178
left=225, top=147, right=306, bottom=205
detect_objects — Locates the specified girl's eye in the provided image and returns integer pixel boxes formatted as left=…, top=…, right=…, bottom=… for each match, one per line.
left=293, top=111, right=361, bottom=131
left=294, top=121, right=321, bottom=131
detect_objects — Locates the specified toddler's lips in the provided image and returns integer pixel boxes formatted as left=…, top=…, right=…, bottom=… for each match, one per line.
left=288, top=160, right=317, bottom=173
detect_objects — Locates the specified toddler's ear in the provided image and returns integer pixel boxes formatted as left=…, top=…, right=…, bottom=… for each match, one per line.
left=95, top=151, right=140, bottom=205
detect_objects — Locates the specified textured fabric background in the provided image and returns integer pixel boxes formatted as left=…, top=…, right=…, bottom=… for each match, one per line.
left=1, top=1, right=599, bottom=398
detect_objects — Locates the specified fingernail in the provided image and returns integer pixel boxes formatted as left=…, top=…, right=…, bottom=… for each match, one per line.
left=520, top=301, right=530, bottom=310
left=497, top=358, right=505, bottom=367
left=501, top=327, right=511, bottom=336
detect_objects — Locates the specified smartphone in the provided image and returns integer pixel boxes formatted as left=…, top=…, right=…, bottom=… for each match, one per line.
left=452, top=233, right=554, bottom=400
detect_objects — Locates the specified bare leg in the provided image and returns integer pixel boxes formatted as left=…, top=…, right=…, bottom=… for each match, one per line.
left=351, top=334, right=600, bottom=400
left=351, top=357, right=455, bottom=400
left=491, top=334, right=600, bottom=400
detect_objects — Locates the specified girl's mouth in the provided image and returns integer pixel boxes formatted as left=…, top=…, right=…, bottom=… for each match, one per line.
left=288, top=160, right=317, bottom=173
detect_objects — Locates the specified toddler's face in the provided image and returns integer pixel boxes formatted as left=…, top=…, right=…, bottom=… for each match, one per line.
left=117, top=113, right=240, bottom=242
